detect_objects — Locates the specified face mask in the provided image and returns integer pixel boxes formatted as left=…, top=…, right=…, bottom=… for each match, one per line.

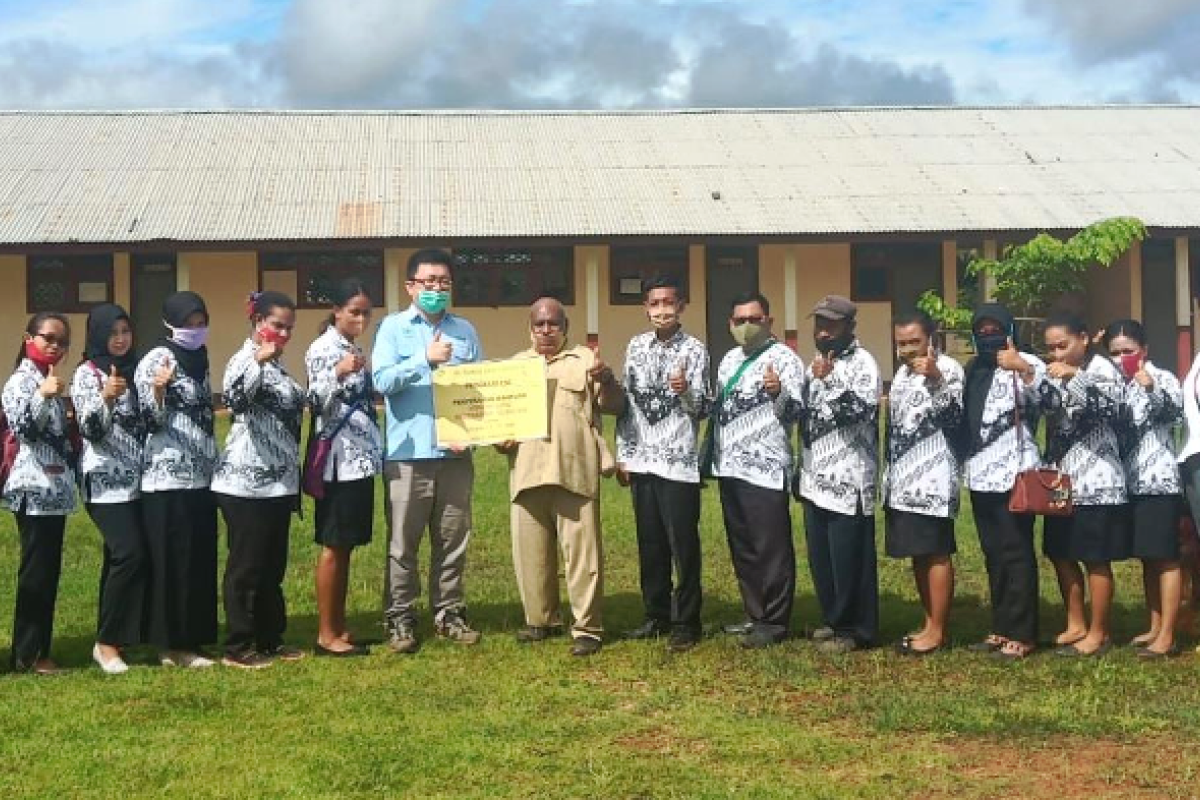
left=257, top=325, right=289, bottom=348
left=973, top=332, right=1007, bottom=359
left=648, top=309, right=679, bottom=331
left=814, top=332, right=854, bottom=357
left=731, top=322, right=767, bottom=348
left=1118, top=353, right=1142, bottom=379
left=167, top=323, right=209, bottom=351
left=416, top=290, right=450, bottom=315
left=24, top=339, right=63, bottom=370
left=896, top=347, right=922, bottom=367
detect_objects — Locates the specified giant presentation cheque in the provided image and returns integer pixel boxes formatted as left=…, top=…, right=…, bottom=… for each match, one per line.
left=433, top=357, right=549, bottom=448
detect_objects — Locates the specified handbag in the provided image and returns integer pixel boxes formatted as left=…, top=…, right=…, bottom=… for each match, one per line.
left=1007, top=372, right=1073, bottom=516
left=302, top=401, right=364, bottom=500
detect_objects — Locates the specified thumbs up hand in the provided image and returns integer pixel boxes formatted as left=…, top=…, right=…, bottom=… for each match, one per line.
left=588, top=347, right=615, bottom=386
left=912, top=344, right=942, bottom=382
left=153, top=356, right=175, bottom=402
left=101, top=364, right=127, bottom=403
left=668, top=357, right=689, bottom=395
left=996, top=336, right=1026, bottom=373
left=39, top=361, right=65, bottom=398
left=763, top=361, right=781, bottom=398
left=426, top=330, right=452, bottom=366
left=1133, top=355, right=1154, bottom=389
left=811, top=351, right=834, bottom=380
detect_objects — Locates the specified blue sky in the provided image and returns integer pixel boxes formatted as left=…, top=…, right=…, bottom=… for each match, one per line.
left=1, top=0, right=1197, bottom=109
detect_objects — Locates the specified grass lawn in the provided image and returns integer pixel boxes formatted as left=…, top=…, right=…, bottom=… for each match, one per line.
left=3, top=424, right=1200, bottom=798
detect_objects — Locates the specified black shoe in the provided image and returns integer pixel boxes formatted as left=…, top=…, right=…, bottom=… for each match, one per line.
left=515, top=625, right=564, bottom=644
left=314, top=643, right=370, bottom=658
left=625, top=620, right=670, bottom=640
left=740, top=628, right=786, bottom=649
left=722, top=620, right=754, bottom=636
left=570, top=636, right=603, bottom=657
left=222, top=651, right=273, bottom=670
left=667, top=629, right=700, bottom=652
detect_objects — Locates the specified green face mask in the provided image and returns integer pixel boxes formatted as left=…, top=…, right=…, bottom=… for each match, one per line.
left=730, top=322, right=766, bottom=348
left=416, top=290, right=450, bottom=315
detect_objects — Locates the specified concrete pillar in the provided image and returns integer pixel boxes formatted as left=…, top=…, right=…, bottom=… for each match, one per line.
left=1176, top=236, right=1192, bottom=375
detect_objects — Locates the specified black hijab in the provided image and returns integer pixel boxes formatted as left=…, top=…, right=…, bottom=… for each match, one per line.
left=83, top=304, right=139, bottom=398
left=963, top=302, right=1017, bottom=455
left=160, top=291, right=210, bottom=382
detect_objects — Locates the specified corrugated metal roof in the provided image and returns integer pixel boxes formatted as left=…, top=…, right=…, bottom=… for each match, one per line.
left=2, top=107, right=1200, bottom=245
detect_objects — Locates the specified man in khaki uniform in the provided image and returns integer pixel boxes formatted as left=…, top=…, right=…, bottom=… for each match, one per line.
left=498, top=297, right=625, bottom=657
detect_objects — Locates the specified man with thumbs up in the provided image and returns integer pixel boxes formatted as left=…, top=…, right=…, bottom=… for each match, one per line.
left=615, top=274, right=710, bottom=651
left=373, top=249, right=484, bottom=654
left=798, top=295, right=882, bottom=654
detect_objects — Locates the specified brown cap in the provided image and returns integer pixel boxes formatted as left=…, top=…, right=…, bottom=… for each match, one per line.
left=810, top=294, right=857, bottom=321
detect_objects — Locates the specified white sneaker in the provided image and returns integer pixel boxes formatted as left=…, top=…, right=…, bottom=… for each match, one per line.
left=93, top=644, right=129, bottom=675
left=160, top=650, right=215, bottom=669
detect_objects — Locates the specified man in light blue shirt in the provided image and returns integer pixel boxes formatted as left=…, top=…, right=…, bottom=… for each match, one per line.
left=373, top=248, right=483, bottom=653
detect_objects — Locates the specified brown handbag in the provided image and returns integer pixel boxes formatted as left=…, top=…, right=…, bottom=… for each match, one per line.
left=1006, top=372, right=1074, bottom=516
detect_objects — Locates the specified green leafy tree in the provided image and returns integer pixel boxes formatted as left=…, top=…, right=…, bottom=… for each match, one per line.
left=919, top=217, right=1147, bottom=328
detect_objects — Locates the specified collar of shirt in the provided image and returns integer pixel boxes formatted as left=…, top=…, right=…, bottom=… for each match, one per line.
left=400, top=304, right=458, bottom=330
left=520, top=345, right=583, bottom=365
left=647, top=327, right=686, bottom=348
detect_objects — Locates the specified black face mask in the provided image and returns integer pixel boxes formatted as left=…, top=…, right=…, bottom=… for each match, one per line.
left=973, top=332, right=1008, bottom=364
left=814, top=332, right=854, bottom=358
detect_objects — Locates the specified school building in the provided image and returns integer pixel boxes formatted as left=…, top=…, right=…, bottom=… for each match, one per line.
left=2, top=106, right=1199, bottom=385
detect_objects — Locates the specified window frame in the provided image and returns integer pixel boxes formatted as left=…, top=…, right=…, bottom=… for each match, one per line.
left=608, top=246, right=690, bottom=306
left=26, top=253, right=115, bottom=314
left=450, top=246, right=575, bottom=308
left=258, top=250, right=385, bottom=310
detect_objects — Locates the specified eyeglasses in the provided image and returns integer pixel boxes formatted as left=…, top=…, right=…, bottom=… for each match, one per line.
left=408, top=277, right=453, bottom=289
left=730, top=315, right=765, bottom=326
left=35, top=331, right=70, bottom=348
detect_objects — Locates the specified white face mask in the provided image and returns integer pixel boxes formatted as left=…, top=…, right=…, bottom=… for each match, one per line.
left=166, top=323, right=209, bottom=351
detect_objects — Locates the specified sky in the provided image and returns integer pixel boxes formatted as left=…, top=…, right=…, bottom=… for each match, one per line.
left=0, top=0, right=1198, bottom=109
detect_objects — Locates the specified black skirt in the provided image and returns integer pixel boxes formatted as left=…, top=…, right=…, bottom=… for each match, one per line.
left=314, top=477, right=375, bottom=548
left=885, top=508, right=956, bottom=558
left=1129, top=494, right=1181, bottom=561
left=1042, top=504, right=1131, bottom=563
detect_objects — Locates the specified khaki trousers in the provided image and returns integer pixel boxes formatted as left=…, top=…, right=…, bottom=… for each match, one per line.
left=511, top=485, right=604, bottom=640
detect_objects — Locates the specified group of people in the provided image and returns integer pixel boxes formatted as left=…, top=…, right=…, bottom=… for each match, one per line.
left=2, top=246, right=1197, bottom=674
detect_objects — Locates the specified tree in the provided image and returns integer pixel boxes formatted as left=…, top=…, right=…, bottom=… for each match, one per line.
left=919, top=217, right=1147, bottom=327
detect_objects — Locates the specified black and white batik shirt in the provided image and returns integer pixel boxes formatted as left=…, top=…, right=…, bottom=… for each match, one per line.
left=710, top=340, right=804, bottom=492
left=71, top=361, right=146, bottom=504
left=798, top=341, right=882, bottom=516
left=135, top=346, right=217, bottom=492
left=963, top=353, right=1047, bottom=494
left=883, top=354, right=964, bottom=519
left=1, top=359, right=77, bottom=516
left=1118, top=361, right=1182, bottom=497
left=211, top=339, right=306, bottom=499
left=305, top=326, right=382, bottom=483
left=616, top=328, right=710, bottom=484
left=1040, top=354, right=1126, bottom=506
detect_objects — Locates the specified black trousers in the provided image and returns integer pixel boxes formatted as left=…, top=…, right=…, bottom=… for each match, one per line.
left=9, top=512, right=66, bottom=670
left=217, top=494, right=294, bottom=656
left=630, top=473, right=702, bottom=633
left=802, top=500, right=879, bottom=645
left=143, top=489, right=219, bottom=651
left=87, top=501, right=148, bottom=648
left=970, top=490, right=1039, bottom=644
left=718, top=477, right=795, bottom=635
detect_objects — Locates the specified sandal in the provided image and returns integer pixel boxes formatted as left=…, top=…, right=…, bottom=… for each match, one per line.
left=967, top=634, right=1006, bottom=653
left=991, top=640, right=1034, bottom=661
left=895, top=638, right=946, bottom=657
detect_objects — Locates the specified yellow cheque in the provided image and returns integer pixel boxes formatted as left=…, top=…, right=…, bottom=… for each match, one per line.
left=433, top=357, right=549, bottom=448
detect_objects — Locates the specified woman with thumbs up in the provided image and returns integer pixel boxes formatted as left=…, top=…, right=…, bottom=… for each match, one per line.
left=71, top=303, right=148, bottom=674
left=135, top=291, right=220, bottom=669
left=3, top=312, right=76, bottom=673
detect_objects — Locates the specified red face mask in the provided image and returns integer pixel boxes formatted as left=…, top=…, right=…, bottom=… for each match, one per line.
left=24, top=339, right=63, bottom=372
left=257, top=325, right=289, bottom=348
left=1119, top=353, right=1142, bottom=379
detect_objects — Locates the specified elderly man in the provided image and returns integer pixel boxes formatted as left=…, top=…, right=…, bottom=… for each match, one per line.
left=498, top=297, right=625, bottom=657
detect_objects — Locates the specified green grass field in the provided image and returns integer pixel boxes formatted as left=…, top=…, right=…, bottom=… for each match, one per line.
left=3, top=430, right=1200, bottom=798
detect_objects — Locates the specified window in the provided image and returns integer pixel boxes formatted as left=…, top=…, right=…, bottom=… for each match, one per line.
left=259, top=251, right=384, bottom=309
left=452, top=247, right=574, bottom=307
left=609, top=246, right=689, bottom=305
left=27, top=254, right=114, bottom=313
left=850, top=242, right=941, bottom=304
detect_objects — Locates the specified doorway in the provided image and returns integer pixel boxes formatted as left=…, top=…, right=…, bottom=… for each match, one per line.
left=705, top=246, right=759, bottom=372
left=131, top=253, right=177, bottom=355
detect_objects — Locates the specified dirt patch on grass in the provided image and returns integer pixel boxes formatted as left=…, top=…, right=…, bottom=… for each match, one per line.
left=928, top=736, right=1198, bottom=799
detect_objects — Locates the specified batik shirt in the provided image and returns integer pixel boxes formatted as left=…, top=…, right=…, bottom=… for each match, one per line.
left=616, top=328, right=710, bottom=484
left=798, top=341, right=882, bottom=516
left=305, top=326, right=382, bottom=483
left=1, top=359, right=77, bottom=516
left=136, top=346, right=217, bottom=492
left=1040, top=354, right=1126, bottom=506
left=71, top=361, right=146, bottom=503
left=883, top=354, right=964, bottom=518
left=1117, top=361, right=1182, bottom=497
left=963, top=353, right=1047, bottom=493
left=211, top=339, right=306, bottom=499
left=710, top=340, right=804, bottom=492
